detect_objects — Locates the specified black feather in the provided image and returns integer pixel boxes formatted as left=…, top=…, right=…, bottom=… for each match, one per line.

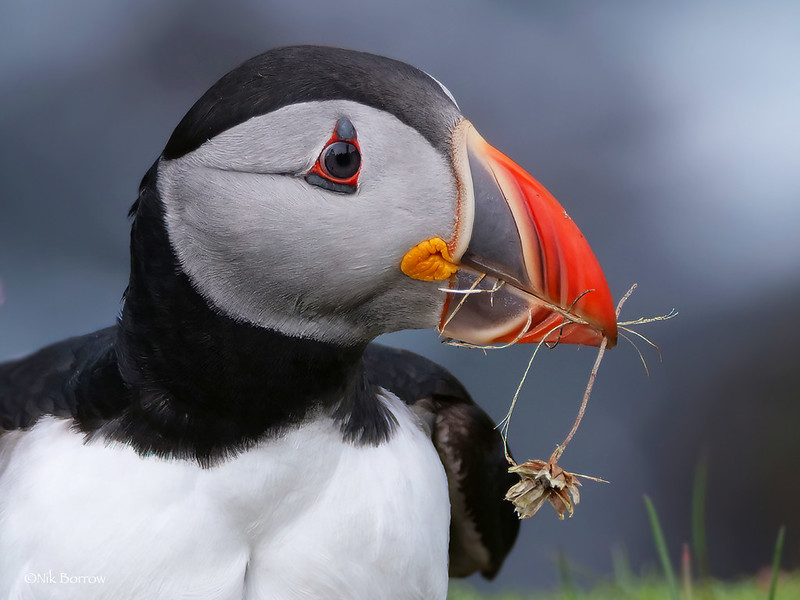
left=162, top=46, right=461, bottom=161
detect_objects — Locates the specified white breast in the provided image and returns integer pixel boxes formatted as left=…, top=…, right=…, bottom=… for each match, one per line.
left=0, top=392, right=450, bottom=600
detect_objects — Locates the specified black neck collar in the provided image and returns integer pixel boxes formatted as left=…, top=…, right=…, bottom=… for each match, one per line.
left=109, top=164, right=394, bottom=465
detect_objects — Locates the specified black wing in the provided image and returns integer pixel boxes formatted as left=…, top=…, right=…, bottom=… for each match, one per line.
left=364, top=344, right=519, bottom=580
left=0, top=326, right=128, bottom=432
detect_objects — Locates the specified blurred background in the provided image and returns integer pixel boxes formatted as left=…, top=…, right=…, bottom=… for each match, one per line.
left=1, top=0, right=798, bottom=593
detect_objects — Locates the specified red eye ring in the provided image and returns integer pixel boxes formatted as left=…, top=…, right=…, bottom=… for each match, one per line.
left=305, top=118, right=361, bottom=193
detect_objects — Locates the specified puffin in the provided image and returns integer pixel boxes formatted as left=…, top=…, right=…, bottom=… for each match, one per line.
left=0, top=46, right=617, bottom=600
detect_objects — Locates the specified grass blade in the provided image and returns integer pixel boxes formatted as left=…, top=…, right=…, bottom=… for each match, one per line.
left=692, top=455, right=710, bottom=580
left=682, top=543, right=693, bottom=600
left=768, top=525, right=786, bottom=600
left=644, top=495, right=679, bottom=600
left=612, top=544, right=634, bottom=596
left=557, top=548, right=577, bottom=600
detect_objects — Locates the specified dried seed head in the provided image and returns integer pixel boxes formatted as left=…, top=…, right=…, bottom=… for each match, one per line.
left=506, top=460, right=586, bottom=520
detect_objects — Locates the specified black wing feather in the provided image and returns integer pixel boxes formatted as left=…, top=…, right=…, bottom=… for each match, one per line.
left=0, top=327, right=127, bottom=432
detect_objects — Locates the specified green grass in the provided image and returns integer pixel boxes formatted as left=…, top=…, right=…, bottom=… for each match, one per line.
left=644, top=495, right=679, bottom=600
left=448, top=575, right=800, bottom=600
left=449, top=466, right=792, bottom=600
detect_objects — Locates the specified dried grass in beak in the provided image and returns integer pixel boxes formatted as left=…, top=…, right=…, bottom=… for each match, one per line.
left=502, top=284, right=675, bottom=521
left=439, top=279, right=675, bottom=521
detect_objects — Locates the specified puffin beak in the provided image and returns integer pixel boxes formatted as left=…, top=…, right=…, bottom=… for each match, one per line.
left=441, top=122, right=617, bottom=348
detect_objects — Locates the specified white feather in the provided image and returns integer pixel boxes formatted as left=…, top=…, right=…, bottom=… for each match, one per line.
left=0, top=392, right=450, bottom=600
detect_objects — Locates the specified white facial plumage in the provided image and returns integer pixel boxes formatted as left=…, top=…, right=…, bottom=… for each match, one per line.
left=158, top=100, right=461, bottom=345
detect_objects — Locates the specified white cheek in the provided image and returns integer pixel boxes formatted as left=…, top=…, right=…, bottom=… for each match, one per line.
left=159, top=101, right=459, bottom=343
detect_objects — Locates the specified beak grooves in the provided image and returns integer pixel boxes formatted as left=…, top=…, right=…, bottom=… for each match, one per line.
left=440, top=122, right=617, bottom=348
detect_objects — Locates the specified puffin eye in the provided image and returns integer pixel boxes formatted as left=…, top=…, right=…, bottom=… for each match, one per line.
left=305, top=118, right=361, bottom=194
left=320, top=142, right=361, bottom=181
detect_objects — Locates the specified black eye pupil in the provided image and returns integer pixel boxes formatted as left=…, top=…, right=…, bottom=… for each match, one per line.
left=322, top=142, right=360, bottom=180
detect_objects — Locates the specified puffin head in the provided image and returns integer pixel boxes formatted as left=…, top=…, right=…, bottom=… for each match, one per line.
left=151, top=45, right=616, bottom=350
